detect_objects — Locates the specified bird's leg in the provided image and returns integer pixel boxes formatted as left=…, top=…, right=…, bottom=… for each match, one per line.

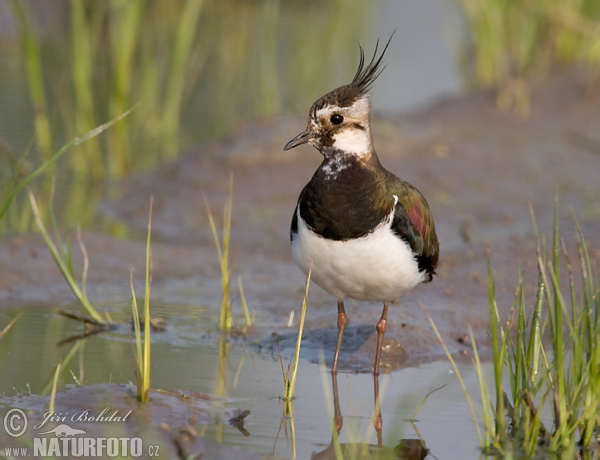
left=373, top=373, right=383, bottom=446
left=331, top=300, right=347, bottom=375
left=373, top=303, right=389, bottom=376
left=331, top=372, right=343, bottom=433
left=373, top=304, right=387, bottom=442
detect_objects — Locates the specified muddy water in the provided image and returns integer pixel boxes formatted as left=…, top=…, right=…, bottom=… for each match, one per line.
left=0, top=306, right=486, bottom=459
left=1, top=72, right=600, bottom=458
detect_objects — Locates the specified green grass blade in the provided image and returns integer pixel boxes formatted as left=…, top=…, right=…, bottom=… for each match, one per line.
left=162, top=0, right=204, bottom=156
left=28, top=191, right=105, bottom=323
left=238, top=275, right=252, bottom=328
left=142, top=196, right=153, bottom=402
left=130, top=269, right=142, bottom=372
left=527, top=272, right=544, bottom=387
left=469, top=326, right=494, bottom=448
left=421, top=302, right=484, bottom=449
left=487, top=257, right=506, bottom=442
left=0, top=106, right=137, bottom=219
left=287, top=265, right=311, bottom=401
left=8, top=0, right=53, bottom=160
left=49, top=359, right=62, bottom=414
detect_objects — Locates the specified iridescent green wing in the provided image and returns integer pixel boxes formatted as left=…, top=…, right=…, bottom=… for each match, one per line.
left=389, top=178, right=439, bottom=279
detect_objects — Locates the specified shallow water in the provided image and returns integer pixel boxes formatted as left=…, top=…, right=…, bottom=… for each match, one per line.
left=2, top=73, right=600, bottom=456
left=0, top=306, right=486, bottom=459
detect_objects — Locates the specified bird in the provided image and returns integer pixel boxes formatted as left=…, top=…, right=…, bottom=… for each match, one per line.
left=283, top=36, right=439, bottom=376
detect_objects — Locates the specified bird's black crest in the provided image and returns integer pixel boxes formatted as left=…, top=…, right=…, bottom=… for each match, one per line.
left=350, top=30, right=396, bottom=93
left=308, top=31, right=396, bottom=112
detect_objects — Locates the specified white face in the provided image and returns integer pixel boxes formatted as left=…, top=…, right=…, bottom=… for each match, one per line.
left=310, top=96, right=372, bottom=158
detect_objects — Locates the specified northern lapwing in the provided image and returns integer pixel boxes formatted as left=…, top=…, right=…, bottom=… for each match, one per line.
left=284, top=37, right=439, bottom=376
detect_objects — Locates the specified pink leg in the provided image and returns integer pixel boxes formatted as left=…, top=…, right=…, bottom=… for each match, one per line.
left=373, top=373, right=383, bottom=446
left=331, top=300, right=347, bottom=375
left=331, top=372, right=343, bottom=433
left=373, top=303, right=388, bottom=376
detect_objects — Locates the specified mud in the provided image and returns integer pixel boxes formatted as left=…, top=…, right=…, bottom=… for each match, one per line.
left=0, top=384, right=262, bottom=459
left=2, top=70, right=599, bottom=372
left=0, top=380, right=429, bottom=459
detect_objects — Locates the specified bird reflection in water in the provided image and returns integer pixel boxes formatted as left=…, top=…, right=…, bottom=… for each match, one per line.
left=311, top=373, right=430, bottom=460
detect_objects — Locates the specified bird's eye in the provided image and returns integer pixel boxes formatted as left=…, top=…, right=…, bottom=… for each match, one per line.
left=330, top=114, right=344, bottom=125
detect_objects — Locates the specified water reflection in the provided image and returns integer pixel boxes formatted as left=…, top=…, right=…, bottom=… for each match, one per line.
left=275, top=401, right=299, bottom=458
left=204, top=333, right=253, bottom=443
left=54, top=310, right=117, bottom=346
left=312, top=373, right=429, bottom=460
left=1, top=306, right=488, bottom=458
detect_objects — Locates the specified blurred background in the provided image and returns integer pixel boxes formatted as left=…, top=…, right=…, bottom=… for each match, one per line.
left=1, top=4, right=599, bottom=457
left=0, top=0, right=598, bottom=234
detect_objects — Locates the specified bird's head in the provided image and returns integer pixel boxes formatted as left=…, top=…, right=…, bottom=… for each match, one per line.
left=284, top=35, right=393, bottom=160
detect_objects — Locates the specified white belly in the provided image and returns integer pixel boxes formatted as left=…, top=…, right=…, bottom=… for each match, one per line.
left=291, top=209, right=425, bottom=302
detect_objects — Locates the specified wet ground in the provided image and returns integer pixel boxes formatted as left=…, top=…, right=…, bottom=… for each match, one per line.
left=1, top=71, right=600, bottom=458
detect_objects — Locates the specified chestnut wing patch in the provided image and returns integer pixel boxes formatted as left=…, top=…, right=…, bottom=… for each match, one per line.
left=391, top=190, right=438, bottom=279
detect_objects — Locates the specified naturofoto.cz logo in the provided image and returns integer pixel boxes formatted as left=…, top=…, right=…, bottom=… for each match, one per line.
left=3, top=408, right=160, bottom=457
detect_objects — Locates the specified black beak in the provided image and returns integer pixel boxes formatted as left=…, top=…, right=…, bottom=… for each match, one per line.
left=284, top=129, right=313, bottom=151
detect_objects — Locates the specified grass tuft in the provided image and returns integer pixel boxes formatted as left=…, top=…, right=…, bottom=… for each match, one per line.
left=204, top=175, right=234, bottom=331
left=28, top=190, right=106, bottom=324
left=129, top=196, right=154, bottom=403
left=10, top=106, right=139, bottom=331
left=204, top=174, right=254, bottom=333
left=277, top=262, right=311, bottom=457
left=459, top=0, right=600, bottom=114
left=440, top=204, right=599, bottom=456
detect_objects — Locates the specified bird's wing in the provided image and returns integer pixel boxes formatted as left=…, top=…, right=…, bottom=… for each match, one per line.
left=389, top=181, right=439, bottom=279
